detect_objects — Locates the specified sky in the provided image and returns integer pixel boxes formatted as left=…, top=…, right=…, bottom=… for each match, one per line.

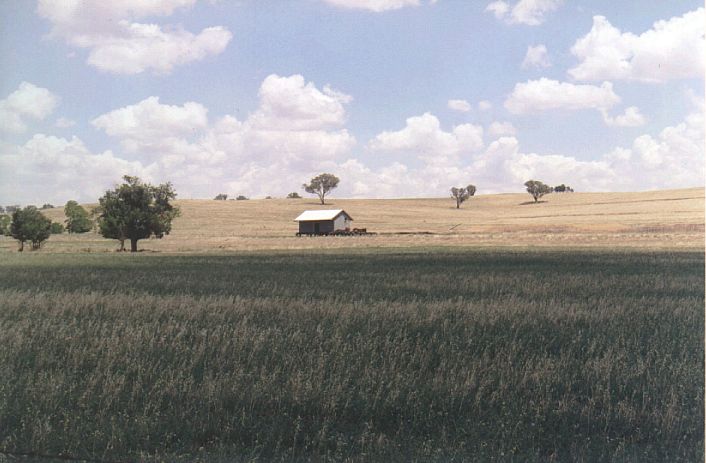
left=0, top=0, right=703, bottom=204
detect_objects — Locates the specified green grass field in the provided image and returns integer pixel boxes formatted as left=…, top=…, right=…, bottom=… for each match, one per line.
left=0, top=249, right=703, bottom=462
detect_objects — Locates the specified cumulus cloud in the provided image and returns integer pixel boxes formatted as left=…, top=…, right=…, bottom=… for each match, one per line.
left=601, top=106, right=647, bottom=128
left=92, top=97, right=209, bottom=142
left=488, top=121, right=517, bottom=137
left=55, top=117, right=76, bottom=128
left=90, top=74, right=355, bottom=199
left=0, top=134, right=151, bottom=204
left=486, top=0, right=562, bottom=26
left=249, top=74, right=352, bottom=130
left=37, top=0, right=232, bottom=74
left=5, top=75, right=701, bottom=204
left=569, top=8, right=705, bottom=83
left=0, top=82, right=59, bottom=133
left=521, top=44, right=551, bottom=69
left=505, top=78, right=620, bottom=114
left=478, top=100, right=493, bottom=111
left=447, top=99, right=471, bottom=112
left=322, top=0, right=421, bottom=12
left=368, top=112, right=484, bottom=166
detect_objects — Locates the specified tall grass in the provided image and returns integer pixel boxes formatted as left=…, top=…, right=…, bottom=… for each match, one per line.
left=0, top=249, right=702, bottom=461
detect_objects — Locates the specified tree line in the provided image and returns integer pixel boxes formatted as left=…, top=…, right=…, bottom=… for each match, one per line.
left=2, top=174, right=573, bottom=251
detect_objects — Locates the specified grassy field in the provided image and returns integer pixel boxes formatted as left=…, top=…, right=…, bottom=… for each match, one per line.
left=12, top=187, right=704, bottom=253
left=0, top=248, right=702, bottom=461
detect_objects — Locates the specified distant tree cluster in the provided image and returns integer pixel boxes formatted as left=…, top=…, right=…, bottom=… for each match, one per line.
left=214, top=193, right=228, bottom=200
left=287, top=192, right=302, bottom=199
left=553, top=184, right=574, bottom=193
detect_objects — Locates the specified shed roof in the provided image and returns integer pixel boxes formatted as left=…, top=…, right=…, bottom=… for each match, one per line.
left=294, top=209, right=353, bottom=222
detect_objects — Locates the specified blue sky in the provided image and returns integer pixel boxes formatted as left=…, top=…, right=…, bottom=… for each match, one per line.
left=0, top=0, right=703, bottom=204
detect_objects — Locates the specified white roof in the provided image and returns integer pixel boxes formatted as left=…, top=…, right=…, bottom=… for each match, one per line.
left=294, top=209, right=352, bottom=221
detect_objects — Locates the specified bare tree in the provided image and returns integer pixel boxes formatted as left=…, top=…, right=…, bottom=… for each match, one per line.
left=450, top=184, right=476, bottom=209
left=303, top=173, right=340, bottom=205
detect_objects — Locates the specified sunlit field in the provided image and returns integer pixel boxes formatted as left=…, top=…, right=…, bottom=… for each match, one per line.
left=13, top=187, right=704, bottom=253
left=1, top=249, right=702, bottom=461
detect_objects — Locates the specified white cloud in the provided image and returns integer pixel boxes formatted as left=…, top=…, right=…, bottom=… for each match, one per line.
left=368, top=112, right=484, bottom=166
left=5, top=75, right=701, bottom=204
left=91, top=96, right=209, bottom=142
left=55, top=117, right=76, bottom=128
left=488, top=121, right=516, bottom=137
left=0, top=134, right=151, bottom=204
left=249, top=74, right=352, bottom=130
left=478, top=100, right=493, bottom=111
left=486, top=0, right=562, bottom=26
left=447, top=99, right=471, bottom=112
left=601, top=106, right=647, bottom=128
left=604, top=103, right=704, bottom=190
left=90, top=74, right=355, bottom=199
left=569, top=8, right=705, bottom=83
left=505, top=78, right=620, bottom=114
left=0, top=82, right=59, bottom=133
left=521, top=44, right=551, bottom=69
left=322, top=0, right=421, bottom=12
left=37, top=0, right=232, bottom=74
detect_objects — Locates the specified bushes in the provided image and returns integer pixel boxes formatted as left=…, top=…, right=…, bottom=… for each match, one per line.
left=50, top=222, right=65, bottom=234
left=9, top=206, right=51, bottom=251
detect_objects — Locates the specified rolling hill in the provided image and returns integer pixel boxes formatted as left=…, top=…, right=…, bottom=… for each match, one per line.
left=6, top=187, right=704, bottom=252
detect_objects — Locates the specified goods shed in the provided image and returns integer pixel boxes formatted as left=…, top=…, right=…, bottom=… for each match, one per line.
left=294, top=209, right=353, bottom=235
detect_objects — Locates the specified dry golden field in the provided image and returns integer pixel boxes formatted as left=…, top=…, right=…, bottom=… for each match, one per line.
left=4, top=187, right=703, bottom=252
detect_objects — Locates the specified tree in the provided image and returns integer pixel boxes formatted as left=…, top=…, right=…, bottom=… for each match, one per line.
left=286, top=192, right=302, bottom=199
left=64, top=200, right=93, bottom=233
left=96, top=176, right=180, bottom=252
left=10, top=206, right=51, bottom=251
left=0, top=214, right=10, bottom=235
left=41, top=203, right=54, bottom=209
left=303, top=173, right=340, bottom=205
left=524, top=180, right=553, bottom=203
left=214, top=194, right=228, bottom=200
left=5, top=205, right=19, bottom=213
left=50, top=222, right=65, bottom=234
left=450, top=184, right=477, bottom=209
left=235, top=195, right=249, bottom=201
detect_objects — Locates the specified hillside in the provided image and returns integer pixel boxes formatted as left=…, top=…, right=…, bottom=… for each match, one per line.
left=6, top=188, right=704, bottom=252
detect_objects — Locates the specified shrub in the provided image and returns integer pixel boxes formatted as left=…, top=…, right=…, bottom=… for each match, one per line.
left=10, top=206, right=51, bottom=251
left=50, top=222, right=65, bottom=234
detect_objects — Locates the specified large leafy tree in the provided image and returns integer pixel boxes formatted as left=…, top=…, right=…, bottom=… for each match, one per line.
left=450, top=184, right=477, bottom=209
left=303, top=173, right=340, bottom=205
left=10, top=206, right=51, bottom=251
left=64, top=200, right=93, bottom=233
left=524, top=180, right=553, bottom=203
left=97, top=176, right=180, bottom=252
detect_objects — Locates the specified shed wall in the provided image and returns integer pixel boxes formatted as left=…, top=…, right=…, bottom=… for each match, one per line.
left=299, top=220, right=335, bottom=234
